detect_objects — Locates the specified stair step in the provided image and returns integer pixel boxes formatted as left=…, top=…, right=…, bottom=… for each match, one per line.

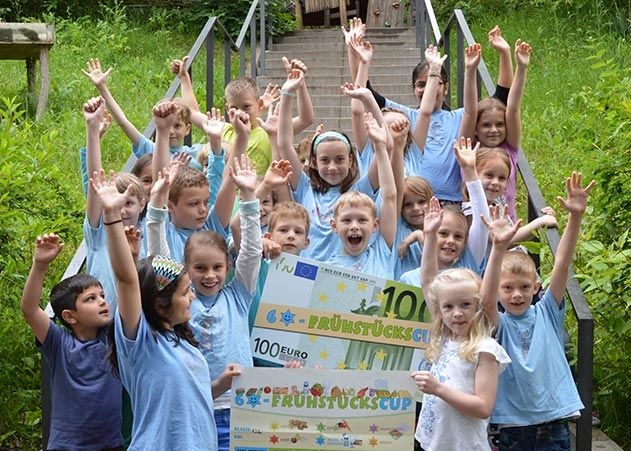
left=282, top=27, right=414, bottom=37
left=275, top=33, right=415, bottom=45
left=262, top=64, right=417, bottom=79
left=258, top=73, right=414, bottom=86
left=270, top=41, right=414, bottom=52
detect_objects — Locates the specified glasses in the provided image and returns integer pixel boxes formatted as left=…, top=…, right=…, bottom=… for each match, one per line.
left=414, top=80, right=444, bottom=90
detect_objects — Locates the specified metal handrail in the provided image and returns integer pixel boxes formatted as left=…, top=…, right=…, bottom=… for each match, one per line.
left=414, top=2, right=594, bottom=449
left=43, top=2, right=270, bottom=447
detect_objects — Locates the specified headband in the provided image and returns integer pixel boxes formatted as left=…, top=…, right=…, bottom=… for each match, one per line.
left=152, top=256, right=184, bottom=292
left=312, top=131, right=352, bottom=153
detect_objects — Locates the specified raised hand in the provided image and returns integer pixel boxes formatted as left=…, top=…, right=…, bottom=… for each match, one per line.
left=229, top=108, right=251, bottom=136
left=152, top=100, right=179, bottom=131
left=98, top=109, right=113, bottom=139
left=342, top=17, right=365, bottom=46
left=424, top=45, right=448, bottom=70
left=169, top=56, right=190, bottom=79
left=453, top=136, right=479, bottom=172
left=124, top=225, right=142, bottom=261
left=465, top=43, right=482, bottom=70
left=33, top=234, right=64, bottom=265
left=264, top=159, right=293, bottom=187
left=90, top=169, right=130, bottom=213
left=290, top=59, right=308, bottom=76
left=515, top=39, right=532, bottom=67
left=150, top=167, right=172, bottom=201
left=260, top=83, right=280, bottom=110
left=483, top=204, right=521, bottom=249
left=229, top=154, right=258, bottom=197
left=315, top=123, right=325, bottom=135
left=340, top=82, right=371, bottom=100
left=390, top=116, right=410, bottom=148
left=350, top=34, right=373, bottom=64
left=281, top=68, right=305, bottom=94
left=556, top=171, right=595, bottom=216
left=488, top=25, right=510, bottom=52
left=364, top=112, right=387, bottom=145
left=423, top=197, right=443, bottom=235
left=539, top=206, right=558, bottom=227
left=83, top=96, right=105, bottom=124
left=257, top=102, right=280, bottom=136
left=202, top=107, right=225, bottom=139
left=82, top=58, right=112, bottom=88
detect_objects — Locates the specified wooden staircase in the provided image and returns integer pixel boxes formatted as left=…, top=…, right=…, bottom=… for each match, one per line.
left=257, top=27, right=421, bottom=143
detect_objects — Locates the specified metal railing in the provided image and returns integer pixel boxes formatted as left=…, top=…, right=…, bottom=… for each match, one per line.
left=414, top=1, right=594, bottom=448
left=42, top=1, right=270, bottom=447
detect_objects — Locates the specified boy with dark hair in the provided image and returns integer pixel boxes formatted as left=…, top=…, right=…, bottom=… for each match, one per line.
left=21, top=234, right=122, bottom=450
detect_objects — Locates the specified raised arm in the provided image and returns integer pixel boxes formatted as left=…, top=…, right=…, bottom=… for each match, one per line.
left=413, top=46, right=447, bottom=149
left=288, top=59, right=315, bottom=135
left=277, top=69, right=305, bottom=189
left=390, top=117, right=410, bottom=217
left=21, top=234, right=64, bottom=343
left=84, top=96, right=107, bottom=228
left=229, top=155, right=263, bottom=293
left=420, top=197, right=443, bottom=316
left=91, top=170, right=142, bottom=338
left=212, top=109, right=250, bottom=228
left=549, top=172, right=595, bottom=303
left=349, top=35, right=377, bottom=150
left=147, top=165, right=179, bottom=257
left=505, top=40, right=531, bottom=149
left=365, top=113, right=397, bottom=249
left=257, top=102, right=281, bottom=161
left=511, top=206, right=557, bottom=244
left=488, top=26, right=513, bottom=92
left=453, top=137, right=490, bottom=264
left=82, top=58, right=143, bottom=146
left=170, top=56, right=208, bottom=128
left=459, top=43, right=482, bottom=140
left=481, top=205, right=521, bottom=327
left=151, top=101, right=179, bottom=184
left=342, top=17, right=366, bottom=83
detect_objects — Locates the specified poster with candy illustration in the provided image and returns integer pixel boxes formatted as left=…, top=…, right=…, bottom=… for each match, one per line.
left=252, top=253, right=432, bottom=371
left=230, top=368, right=417, bottom=450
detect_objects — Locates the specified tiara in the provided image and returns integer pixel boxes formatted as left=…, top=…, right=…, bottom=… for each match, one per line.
left=152, top=256, right=184, bottom=291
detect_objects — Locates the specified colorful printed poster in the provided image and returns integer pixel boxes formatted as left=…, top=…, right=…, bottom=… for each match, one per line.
left=230, top=368, right=417, bottom=451
left=252, top=253, right=433, bottom=371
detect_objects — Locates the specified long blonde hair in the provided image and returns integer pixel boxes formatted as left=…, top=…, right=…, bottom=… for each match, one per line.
left=424, top=268, right=493, bottom=363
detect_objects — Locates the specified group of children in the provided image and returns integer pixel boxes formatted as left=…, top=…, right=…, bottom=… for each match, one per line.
left=21, top=19, right=593, bottom=451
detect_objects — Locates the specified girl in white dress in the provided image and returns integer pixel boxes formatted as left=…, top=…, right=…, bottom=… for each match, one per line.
left=411, top=199, right=517, bottom=451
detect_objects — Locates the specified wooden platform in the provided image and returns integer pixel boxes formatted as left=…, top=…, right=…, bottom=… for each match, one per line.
left=0, top=23, right=55, bottom=120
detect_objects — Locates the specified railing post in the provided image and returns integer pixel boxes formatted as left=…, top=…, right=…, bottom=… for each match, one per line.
left=259, top=0, right=266, bottom=72
left=576, top=317, right=594, bottom=450
left=250, top=18, right=256, bottom=77
left=206, top=31, right=214, bottom=113
left=185, top=63, right=193, bottom=146
left=224, top=38, right=231, bottom=90
left=456, top=24, right=464, bottom=108
left=416, top=0, right=425, bottom=49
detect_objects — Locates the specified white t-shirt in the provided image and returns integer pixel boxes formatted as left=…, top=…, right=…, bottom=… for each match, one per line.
left=416, top=337, right=511, bottom=451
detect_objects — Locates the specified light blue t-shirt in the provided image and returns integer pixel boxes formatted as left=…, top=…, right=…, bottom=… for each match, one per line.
left=190, top=277, right=254, bottom=382
left=394, top=217, right=423, bottom=280
left=165, top=207, right=227, bottom=263
left=133, top=135, right=204, bottom=171
left=84, top=216, right=147, bottom=310
left=384, top=100, right=464, bottom=201
left=41, top=321, right=122, bottom=451
left=357, top=140, right=374, bottom=176
left=115, top=311, right=217, bottom=450
left=492, top=290, right=584, bottom=425
left=398, top=247, right=483, bottom=287
left=326, top=234, right=395, bottom=280
left=293, top=172, right=376, bottom=262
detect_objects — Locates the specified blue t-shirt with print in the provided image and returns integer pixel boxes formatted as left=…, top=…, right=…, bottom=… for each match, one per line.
left=326, top=234, right=395, bottom=280
left=114, top=311, right=217, bottom=450
left=165, top=207, right=228, bottom=263
left=492, top=289, right=584, bottom=425
left=398, top=246, right=483, bottom=287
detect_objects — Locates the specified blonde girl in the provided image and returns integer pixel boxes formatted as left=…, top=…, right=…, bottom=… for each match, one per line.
left=411, top=201, right=518, bottom=451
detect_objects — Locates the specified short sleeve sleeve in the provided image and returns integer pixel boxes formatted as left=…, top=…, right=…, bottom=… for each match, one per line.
left=293, top=171, right=311, bottom=202
left=477, top=337, right=511, bottom=372
left=132, top=136, right=155, bottom=158
left=83, top=216, right=104, bottom=251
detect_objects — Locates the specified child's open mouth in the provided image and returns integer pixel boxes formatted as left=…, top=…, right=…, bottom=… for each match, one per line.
left=348, top=234, right=363, bottom=246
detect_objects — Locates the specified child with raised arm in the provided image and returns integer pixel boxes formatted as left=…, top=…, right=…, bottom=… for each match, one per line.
left=410, top=201, right=518, bottom=451
left=278, top=68, right=378, bottom=262
left=21, top=234, right=122, bottom=450
left=173, top=55, right=314, bottom=172
left=151, top=100, right=245, bottom=262
left=91, top=169, right=241, bottom=450
left=489, top=172, right=595, bottom=450
left=460, top=39, right=532, bottom=220
left=82, top=58, right=209, bottom=170
left=83, top=96, right=147, bottom=308
left=327, top=112, right=397, bottom=279
left=398, top=138, right=491, bottom=286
